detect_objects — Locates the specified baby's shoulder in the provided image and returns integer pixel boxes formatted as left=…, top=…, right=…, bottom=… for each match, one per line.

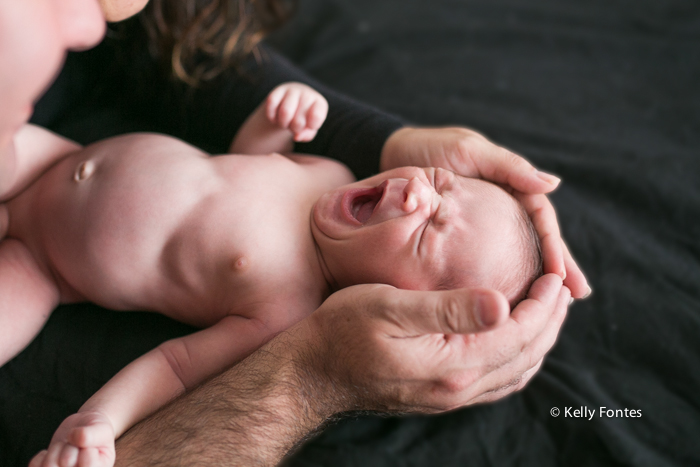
left=285, top=153, right=354, bottom=182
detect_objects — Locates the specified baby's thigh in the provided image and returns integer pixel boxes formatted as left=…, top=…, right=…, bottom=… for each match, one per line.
left=0, top=238, right=60, bottom=365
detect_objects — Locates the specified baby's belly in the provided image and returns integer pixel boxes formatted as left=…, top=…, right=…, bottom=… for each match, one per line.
left=9, top=134, right=216, bottom=315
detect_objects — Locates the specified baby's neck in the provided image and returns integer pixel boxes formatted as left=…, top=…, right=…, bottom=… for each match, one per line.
left=311, top=233, right=338, bottom=298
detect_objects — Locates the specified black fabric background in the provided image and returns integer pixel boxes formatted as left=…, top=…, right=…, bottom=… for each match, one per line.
left=2, top=0, right=699, bottom=466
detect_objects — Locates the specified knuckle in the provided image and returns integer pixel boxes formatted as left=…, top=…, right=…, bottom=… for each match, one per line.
left=292, top=115, right=306, bottom=129
left=277, top=105, right=293, bottom=120
left=502, top=148, right=532, bottom=169
left=439, top=295, right=465, bottom=333
left=438, top=373, right=471, bottom=393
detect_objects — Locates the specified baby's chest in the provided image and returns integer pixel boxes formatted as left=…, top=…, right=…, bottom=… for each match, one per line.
left=162, top=198, right=316, bottom=318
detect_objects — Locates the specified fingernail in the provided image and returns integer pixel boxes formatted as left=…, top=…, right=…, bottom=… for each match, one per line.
left=569, top=297, right=574, bottom=305
left=475, top=293, right=499, bottom=327
left=582, top=286, right=592, bottom=299
left=536, top=171, right=561, bottom=185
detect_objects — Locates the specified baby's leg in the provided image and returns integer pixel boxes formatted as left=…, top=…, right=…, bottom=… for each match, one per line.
left=0, top=238, right=60, bottom=366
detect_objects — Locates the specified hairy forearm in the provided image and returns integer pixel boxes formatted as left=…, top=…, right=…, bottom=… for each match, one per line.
left=114, top=325, right=334, bottom=466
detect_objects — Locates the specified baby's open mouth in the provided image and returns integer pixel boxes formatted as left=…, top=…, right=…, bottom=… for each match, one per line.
left=347, top=184, right=385, bottom=224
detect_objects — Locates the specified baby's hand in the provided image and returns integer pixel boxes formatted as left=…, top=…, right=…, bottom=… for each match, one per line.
left=266, top=82, right=329, bottom=142
left=29, top=412, right=115, bottom=467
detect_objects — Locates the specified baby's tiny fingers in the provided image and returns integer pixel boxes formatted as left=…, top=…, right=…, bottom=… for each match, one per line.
left=289, top=109, right=308, bottom=135
left=289, top=90, right=320, bottom=134
left=306, top=99, right=328, bottom=130
left=277, top=88, right=302, bottom=128
left=265, top=86, right=288, bottom=121
left=294, top=128, right=318, bottom=142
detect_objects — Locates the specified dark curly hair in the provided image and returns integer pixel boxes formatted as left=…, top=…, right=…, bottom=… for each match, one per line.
left=138, top=0, right=297, bottom=85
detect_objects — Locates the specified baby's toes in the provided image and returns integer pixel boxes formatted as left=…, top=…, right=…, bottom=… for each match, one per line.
left=57, top=445, right=79, bottom=467
left=28, top=450, right=47, bottom=467
left=40, top=442, right=66, bottom=467
left=68, top=423, right=114, bottom=449
left=77, top=447, right=115, bottom=467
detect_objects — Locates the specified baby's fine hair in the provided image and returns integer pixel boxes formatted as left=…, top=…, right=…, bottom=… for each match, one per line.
left=435, top=177, right=543, bottom=308
left=500, top=199, right=543, bottom=307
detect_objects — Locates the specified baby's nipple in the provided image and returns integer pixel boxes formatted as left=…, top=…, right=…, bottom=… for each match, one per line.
left=73, top=160, right=96, bottom=182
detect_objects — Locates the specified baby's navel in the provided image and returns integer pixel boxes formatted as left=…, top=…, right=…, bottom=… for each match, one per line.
left=73, top=160, right=96, bottom=182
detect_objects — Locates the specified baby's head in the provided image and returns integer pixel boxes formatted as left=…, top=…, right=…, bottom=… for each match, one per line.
left=311, top=167, right=542, bottom=306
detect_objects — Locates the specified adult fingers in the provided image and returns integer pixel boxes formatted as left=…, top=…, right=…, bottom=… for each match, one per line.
left=561, top=240, right=590, bottom=299
left=383, top=287, right=510, bottom=337
left=467, top=283, right=569, bottom=405
left=516, top=193, right=565, bottom=278
left=470, top=357, right=545, bottom=405
left=502, top=283, right=569, bottom=376
left=458, top=130, right=560, bottom=194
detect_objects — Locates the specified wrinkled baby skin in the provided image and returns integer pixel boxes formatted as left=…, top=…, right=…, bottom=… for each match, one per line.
left=312, top=166, right=535, bottom=302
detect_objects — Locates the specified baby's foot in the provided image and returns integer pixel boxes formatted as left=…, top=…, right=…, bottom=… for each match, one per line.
left=29, top=412, right=115, bottom=467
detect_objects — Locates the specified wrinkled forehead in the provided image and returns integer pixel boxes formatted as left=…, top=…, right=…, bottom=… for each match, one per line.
left=448, top=176, right=517, bottom=228
left=436, top=176, right=521, bottom=287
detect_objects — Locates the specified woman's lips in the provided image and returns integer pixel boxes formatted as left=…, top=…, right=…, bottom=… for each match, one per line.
left=341, top=184, right=386, bottom=224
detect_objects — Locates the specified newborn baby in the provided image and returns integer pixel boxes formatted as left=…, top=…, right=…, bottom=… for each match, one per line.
left=0, top=84, right=541, bottom=467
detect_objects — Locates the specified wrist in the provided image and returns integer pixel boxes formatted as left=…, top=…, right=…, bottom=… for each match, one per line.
left=380, top=127, right=413, bottom=172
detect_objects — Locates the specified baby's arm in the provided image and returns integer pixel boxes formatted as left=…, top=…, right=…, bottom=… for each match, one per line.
left=230, top=82, right=328, bottom=155
left=37, top=314, right=277, bottom=467
left=0, top=124, right=81, bottom=201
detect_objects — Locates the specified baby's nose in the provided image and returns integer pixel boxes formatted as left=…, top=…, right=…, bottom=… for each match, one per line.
left=402, top=177, right=432, bottom=213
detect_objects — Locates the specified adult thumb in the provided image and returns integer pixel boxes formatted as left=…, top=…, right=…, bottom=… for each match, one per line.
left=395, top=287, right=510, bottom=336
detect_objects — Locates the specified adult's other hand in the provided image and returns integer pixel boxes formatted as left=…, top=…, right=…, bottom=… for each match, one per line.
left=115, top=275, right=570, bottom=466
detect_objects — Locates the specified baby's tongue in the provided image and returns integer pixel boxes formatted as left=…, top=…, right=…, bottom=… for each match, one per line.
left=356, top=199, right=377, bottom=223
